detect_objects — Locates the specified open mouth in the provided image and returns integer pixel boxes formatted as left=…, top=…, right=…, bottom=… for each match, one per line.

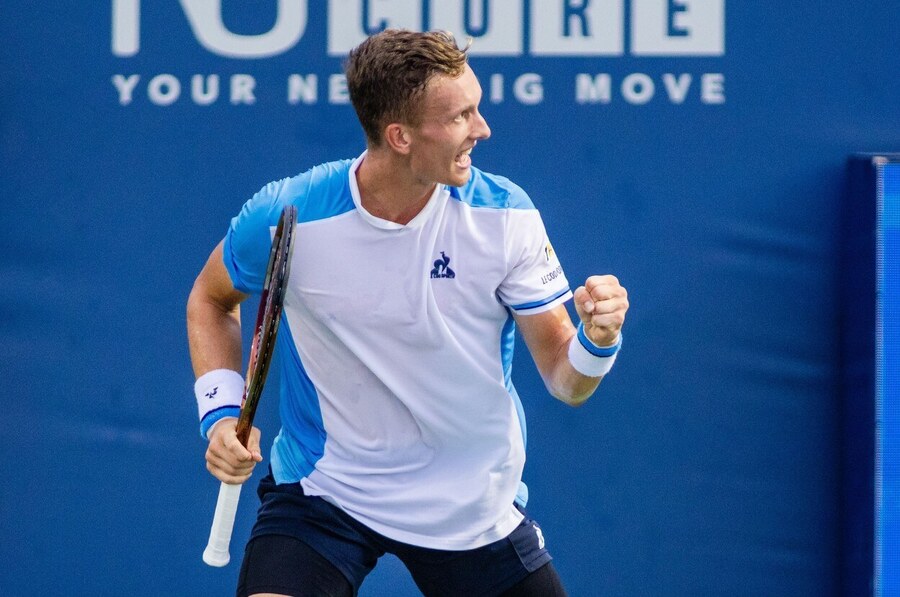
left=455, top=147, right=473, bottom=168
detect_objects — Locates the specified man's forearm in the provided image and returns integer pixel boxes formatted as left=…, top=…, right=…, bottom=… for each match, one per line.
left=545, top=340, right=603, bottom=407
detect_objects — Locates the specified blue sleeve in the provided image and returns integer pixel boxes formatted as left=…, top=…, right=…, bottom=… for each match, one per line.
left=222, top=178, right=289, bottom=294
left=222, top=160, right=355, bottom=293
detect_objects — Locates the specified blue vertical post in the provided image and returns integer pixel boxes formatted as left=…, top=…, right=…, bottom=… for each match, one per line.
left=876, top=159, right=900, bottom=597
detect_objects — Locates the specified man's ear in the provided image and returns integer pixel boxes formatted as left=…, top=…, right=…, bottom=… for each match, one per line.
left=383, top=123, right=412, bottom=154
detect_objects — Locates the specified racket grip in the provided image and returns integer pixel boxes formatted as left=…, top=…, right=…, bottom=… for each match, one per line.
left=203, top=482, right=243, bottom=567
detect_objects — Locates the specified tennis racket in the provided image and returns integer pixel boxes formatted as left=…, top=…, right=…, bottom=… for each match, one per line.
left=202, top=204, right=297, bottom=567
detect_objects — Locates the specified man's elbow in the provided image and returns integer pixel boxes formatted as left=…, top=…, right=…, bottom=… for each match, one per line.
left=186, top=280, right=209, bottom=327
left=548, top=382, right=598, bottom=408
left=187, top=269, right=242, bottom=326
left=186, top=278, right=228, bottom=331
left=558, top=394, right=591, bottom=408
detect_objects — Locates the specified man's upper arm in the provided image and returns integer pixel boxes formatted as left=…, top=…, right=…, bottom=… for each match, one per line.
left=193, top=240, right=248, bottom=313
left=187, top=240, right=249, bottom=377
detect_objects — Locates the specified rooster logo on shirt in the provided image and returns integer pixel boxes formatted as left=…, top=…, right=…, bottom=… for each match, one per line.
left=430, top=251, right=456, bottom=279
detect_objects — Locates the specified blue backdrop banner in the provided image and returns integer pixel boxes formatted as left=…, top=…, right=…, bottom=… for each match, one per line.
left=2, top=2, right=899, bottom=596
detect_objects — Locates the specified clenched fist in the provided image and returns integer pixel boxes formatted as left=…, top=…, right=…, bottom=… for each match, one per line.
left=573, top=275, right=628, bottom=347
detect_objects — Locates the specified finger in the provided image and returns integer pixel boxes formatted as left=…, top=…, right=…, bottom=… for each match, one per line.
left=584, top=275, right=620, bottom=296
left=224, top=433, right=254, bottom=462
left=588, top=297, right=629, bottom=316
left=206, top=447, right=255, bottom=476
left=573, top=286, right=593, bottom=319
left=590, top=312, right=625, bottom=330
left=207, top=460, right=255, bottom=484
left=247, top=427, right=263, bottom=462
left=206, top=460, right=252, bottom=485
left=588, top=284, right=626, bottom=304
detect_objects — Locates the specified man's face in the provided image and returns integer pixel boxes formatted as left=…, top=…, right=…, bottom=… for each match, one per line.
left=405, top=64, right=491, bottom=187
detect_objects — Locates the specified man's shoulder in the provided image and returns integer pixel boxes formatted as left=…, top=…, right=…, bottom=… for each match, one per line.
left=450, top=167, right=535, bottom=211
left=274, top=158, right=356, bottom=222
left=280, top=158, right=354, bottom=196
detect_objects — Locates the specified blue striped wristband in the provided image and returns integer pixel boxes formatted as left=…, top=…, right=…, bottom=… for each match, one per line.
left=568, top=323, right=622, bottom=377
left=195, top=369, right=244, bottom=439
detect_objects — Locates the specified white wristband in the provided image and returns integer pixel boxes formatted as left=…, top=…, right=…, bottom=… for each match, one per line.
left=195, top=369, right=244, bottom=439
left=568, top=324, right=622, bottom=378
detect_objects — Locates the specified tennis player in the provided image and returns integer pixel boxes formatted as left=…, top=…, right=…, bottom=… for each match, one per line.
left=187, top=29, right=628, bottom=597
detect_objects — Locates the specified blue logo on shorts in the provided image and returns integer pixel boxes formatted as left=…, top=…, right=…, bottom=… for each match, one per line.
left=430, top=251, right=456, bottom=279
left=533, top=523, right=545, bottom=549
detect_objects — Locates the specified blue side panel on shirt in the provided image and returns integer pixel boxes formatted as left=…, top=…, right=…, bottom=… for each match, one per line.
left=223, top=159, right=356, bottom=294
left=501, top=309, right=530, bottom=507
left=271, top=316, right=327, bottom=484
left=450, top=167, right=535, bottom=210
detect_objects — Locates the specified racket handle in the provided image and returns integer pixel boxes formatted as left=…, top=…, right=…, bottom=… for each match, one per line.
left=203, top=482, right=243, bottom=567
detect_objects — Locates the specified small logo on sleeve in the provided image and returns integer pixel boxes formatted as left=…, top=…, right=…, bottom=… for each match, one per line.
left=205, top=387, right=218, bottom=399
left=541, top=265, right=563, bottom=285
left=544, top=242, right=555, bottom=262
left=430, top=251, right=456, bottom=279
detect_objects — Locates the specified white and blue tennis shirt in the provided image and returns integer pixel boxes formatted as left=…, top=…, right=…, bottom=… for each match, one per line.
left=223, top=153, right=572, bottom=550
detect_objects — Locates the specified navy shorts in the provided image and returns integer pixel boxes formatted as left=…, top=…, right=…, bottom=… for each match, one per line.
left=239, top=473, right=554, bottom=596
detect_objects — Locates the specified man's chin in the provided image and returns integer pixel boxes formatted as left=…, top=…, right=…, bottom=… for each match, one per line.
left=447, top=165, right=472, bottom=187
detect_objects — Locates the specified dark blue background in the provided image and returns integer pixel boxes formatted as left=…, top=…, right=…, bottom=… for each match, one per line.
left=2, top=2, right=898, bottom=596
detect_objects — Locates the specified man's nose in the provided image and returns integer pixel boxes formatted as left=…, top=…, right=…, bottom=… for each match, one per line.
left=474, top=111, right=491, bottom=140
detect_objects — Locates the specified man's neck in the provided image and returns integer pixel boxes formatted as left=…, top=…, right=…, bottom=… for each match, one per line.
left=356, top=149, right=436, bottom=225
